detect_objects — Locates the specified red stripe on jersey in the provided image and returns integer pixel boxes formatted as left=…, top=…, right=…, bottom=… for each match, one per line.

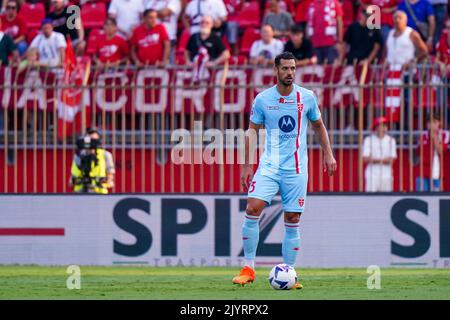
left=295, top=91, right=302, bottom=174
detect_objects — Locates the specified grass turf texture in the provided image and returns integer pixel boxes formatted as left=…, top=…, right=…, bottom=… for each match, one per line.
left=0, top=266, right=449, bottom=300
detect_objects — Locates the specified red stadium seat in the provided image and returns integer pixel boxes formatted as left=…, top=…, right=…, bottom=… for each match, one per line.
left=86, top=28, right=104, bottom=55
left=239, top=27, right=260, bottom=56
left=228, top=1, right=261, bottom=28
left=19, top=3, right=45, bottom=30
left=81, top=2, right=107, bottom=30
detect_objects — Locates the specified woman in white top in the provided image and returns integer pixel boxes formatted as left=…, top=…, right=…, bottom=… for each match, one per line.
left=362, top=117, right=398, bottom=192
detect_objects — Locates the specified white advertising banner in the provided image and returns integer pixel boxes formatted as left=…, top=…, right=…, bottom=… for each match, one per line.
left=0, top=195, right=449, bottom=268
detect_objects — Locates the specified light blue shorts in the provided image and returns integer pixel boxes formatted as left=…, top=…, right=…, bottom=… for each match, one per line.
left=247, top=166, right=308, bottom=213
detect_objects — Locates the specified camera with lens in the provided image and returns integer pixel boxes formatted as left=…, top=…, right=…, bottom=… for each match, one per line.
left=73, top=135, right=105, bottom=192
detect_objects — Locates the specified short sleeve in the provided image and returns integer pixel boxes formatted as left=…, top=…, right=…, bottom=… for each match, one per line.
left=30, top=35, right=40, bottom=49
left=184, top=2, right=193, bottom=18
left=274, top=39, right=284, bottom=56
left=334, top=0, right=343, bottom=18
left=249, top=41, right=260, bottom=58
left=168, top=0, right=181, bottom=15
left=390, top=137, right=397, bottom=159
left=362, top=136, right=371, bottom=158
left=120, top=38, right=130, bottom=56
left=108, top=0, right=117, bottom=15
left=426, top=1, right=434, bottom=17
left=159, top=25, right=169, bottom=42
left=186, top=34, right=197, bottom=59
left=250, top=96, right=264, bottom=125
left=215, top=0, right=228, bottom=18
left=57, top=33, right=67, bottom=48
left=306, top=92, right=321, bottom=122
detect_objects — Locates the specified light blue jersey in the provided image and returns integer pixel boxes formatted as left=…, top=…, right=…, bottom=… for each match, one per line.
left=250, top=84, right=321, bottom=174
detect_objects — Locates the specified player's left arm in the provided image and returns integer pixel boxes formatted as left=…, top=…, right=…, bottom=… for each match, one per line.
left=310, top=117, right=337, bottom=176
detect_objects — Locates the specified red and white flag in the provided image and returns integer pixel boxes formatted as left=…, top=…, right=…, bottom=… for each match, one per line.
left=385, top=64, right=402, bottom=122
left=57, top=37, right=91, bottom=140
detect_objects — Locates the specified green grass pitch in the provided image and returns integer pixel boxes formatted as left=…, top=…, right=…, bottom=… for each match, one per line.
left=1, top=266, right=450, bottom=300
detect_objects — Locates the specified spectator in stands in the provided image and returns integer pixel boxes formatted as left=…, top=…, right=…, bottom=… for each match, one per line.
left=0, top=16, right=19, bottom=65
left=363, top=117, right=397, bottom=192
left=46, top=0, right=85, bottom=55
left=131, top=9, right=170, bottom=66
left=306, top=0, right=344, bottom=64
left=249, top=24, right=284, bottom=65
left=429, top=0, right=448, bottom=48
left=415, top=112, right=449, bottom=192
left=386, top=11, right=428, bottom=67
left=283, top=24, right=315, bottom=66
left=397, top=0, right=436, bottom=51
left=183, top=0, right=227, bottom=35
left=360, top=0, right=399, bottom=43
left=108, top=0, right=144, bottom=39
left=27, top=18, right=66, bottom=67
left=289, top=0, right=313, bottom=31
left=0, top=0, right=27, bottom=55
left=93, top=18, right=129, bottom=66
left=144, top=0, right=181, bottom=63
left=339, top=8, right=383, bottom=65
left=262, top=0, right=294, bottom=38
left=185, top=15, right=230, bottom=66
left=436, top=18, right=449, bottom=72
left=183, top=0, right=240, bottom=52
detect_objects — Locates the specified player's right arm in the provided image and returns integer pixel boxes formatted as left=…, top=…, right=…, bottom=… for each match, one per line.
left=241, top=121, right=263, bottom=191
left=241, top=96, right=265, bottom=191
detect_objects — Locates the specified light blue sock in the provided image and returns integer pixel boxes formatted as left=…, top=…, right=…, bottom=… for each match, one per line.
left=282, top=222, right=300, bottom=267
left=242, top=214, right=260, bottom=269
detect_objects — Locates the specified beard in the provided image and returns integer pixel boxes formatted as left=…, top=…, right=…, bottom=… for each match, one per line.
left=279, top=77, right=293, bottom=87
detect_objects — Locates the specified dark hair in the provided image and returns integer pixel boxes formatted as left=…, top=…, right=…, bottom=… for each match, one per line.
left=86, top=127, right=101, bottom=136
left=427, top=112, right=440, bottom=122
left=143, top=8, right=157, bottom=17
left=105, top=17, right=117, bottom=26
left=7, top=0, right=20, bottom=11
left=290, top=24, right=304, bottom=34
left=274, top=52, right=297, bottom=67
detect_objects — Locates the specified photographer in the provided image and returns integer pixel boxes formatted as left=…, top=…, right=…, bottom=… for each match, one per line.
left=70, top=128, right=115, bottom=194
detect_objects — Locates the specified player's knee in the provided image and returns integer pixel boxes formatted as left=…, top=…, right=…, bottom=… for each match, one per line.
left=246, top=201, right=263, bottom=217
left=284, top=213, right=300, bottom=224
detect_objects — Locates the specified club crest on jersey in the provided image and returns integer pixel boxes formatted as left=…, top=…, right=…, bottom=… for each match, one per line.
left=298, top=198, right=305, bottom=207
left=279, top=97, right=294, bottom=104
left=297, top=103, right=304, bottom=112
left=278, top=115, right=296, bottom=133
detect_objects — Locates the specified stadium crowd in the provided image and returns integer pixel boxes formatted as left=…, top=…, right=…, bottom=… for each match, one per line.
left=0, top=0, right=448, bottom=69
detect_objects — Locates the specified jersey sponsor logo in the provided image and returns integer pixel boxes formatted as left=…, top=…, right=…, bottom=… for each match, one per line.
left=279, top=97, right=294, bottom=104
left=278, top=115, right=296, bottom=133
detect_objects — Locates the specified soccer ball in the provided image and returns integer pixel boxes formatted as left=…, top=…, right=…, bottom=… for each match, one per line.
left=268, top=264, right=297, bottom=290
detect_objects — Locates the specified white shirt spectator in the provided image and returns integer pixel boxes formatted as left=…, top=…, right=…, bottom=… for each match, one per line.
left=249, top=39, right=284, bottom=60
left=184, top=0, right=227, bottom=34
left=108, top=0, right=144, bottom=38
left=29, top=31, right=67, bottom=67
left=362, top=134, right=397, bottom=192
left=144, top=0, right=181, bottom=41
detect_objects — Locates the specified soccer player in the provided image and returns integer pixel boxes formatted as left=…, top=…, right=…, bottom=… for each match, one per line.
left=232, top=52, right=337, bottom=289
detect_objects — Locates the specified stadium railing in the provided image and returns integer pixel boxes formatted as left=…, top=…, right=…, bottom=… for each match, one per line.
left=0, top=60, right=448, bottom=193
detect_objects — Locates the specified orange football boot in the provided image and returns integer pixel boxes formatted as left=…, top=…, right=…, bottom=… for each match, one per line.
left=232, top=266, right=255, bottom=286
